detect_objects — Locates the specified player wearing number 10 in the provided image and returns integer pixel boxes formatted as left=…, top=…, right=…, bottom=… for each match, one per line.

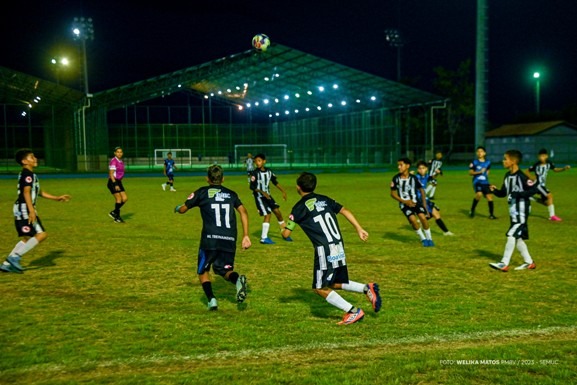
left=281, top=172, right=382, bottom=325
left=174, top=164, right=251, bottom=310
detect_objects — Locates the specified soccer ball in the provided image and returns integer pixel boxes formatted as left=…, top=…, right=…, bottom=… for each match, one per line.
left=252, top=34, right=270, bottom=52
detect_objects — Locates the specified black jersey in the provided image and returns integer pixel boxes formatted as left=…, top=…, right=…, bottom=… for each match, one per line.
left=250, top=167, right=278, bottom=196
left=529, top=161, right=554, bottom=186
left=492, top=170, right=540, bottom=224
left=289, top=193, right=347, bottom=268
left=13, top=168, right=40, bottom=220
left=390, top=173, right=423, bottom=203
left=184, top=185, right=243, bottom=252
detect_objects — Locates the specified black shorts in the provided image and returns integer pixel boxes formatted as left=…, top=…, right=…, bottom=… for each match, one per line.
left=15, top=217, right=45, bottom=237
left=312, top=265, right=349, bottom=289
left=506, top=222, right=529, bottom=240
left=107, top=179, right=125, bottom=194
left=474, top=183, right=492, bottom=196
left=197, top=249, right=235, bottom=276
left=166, top=173, right=174, bottom=181
left=254, top=194, right=280, bottom=216
left=399, top=202, right=428, bottom=219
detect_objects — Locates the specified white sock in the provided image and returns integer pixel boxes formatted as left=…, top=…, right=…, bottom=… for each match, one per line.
left=9, top=241, right=26, bottom=256
left=415, top=228, right=426, bottom=241
left=326, top=290, right=354, bottom=312
left=16, top=237, right=40, bottom=257
left=423, top=228, right=432, bottom=240
left=501, top=236, right=516, bottom=265
left=516, top=239, right=533, bottom=264
left=341, top=281, right=366, bottom=293
left=426, top=184, right=436, bottom=198
left=548, top=205, right=555, bottom=217
left=277, top=220, right=285, bottom=228
left=261, top=222, right=270, bottom=239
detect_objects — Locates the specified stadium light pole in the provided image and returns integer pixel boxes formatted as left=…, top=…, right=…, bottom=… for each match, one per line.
left=385, top=28, right=404, bottom=81
left=50, top=56, right=69, bottom=85
left=533, top=72, right=541, bottom=114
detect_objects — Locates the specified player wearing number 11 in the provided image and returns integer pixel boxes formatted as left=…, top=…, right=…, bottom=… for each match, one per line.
left=174, top=164, right=251, bottom=310
left=281, top=172, right=382, bottom=325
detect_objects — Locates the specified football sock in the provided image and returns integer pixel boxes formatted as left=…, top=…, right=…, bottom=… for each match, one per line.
left=548, top=205, right=555, bottom=217
left=326, top=290, right=354, bottom=312
left=277, top=220, right=286, bottom=229
left=423, top=227, right=432, bottom=240
left=501, top=236, right=516, bottom=265
left=9, top=241, right=26, bottom=256
left=415, top=228, right=426, bottom=241
left=488, top=201, right=495, bottom=215
left=14, top=237, right=40, bottom=257
left=227, top=272, right=239, bottom=285
left=426, top=184, right=436, bottom=198
left=341, top=281, right=365, bottom=293
left=201, top=281, right=215, bottom=300
left=471, top=198, right=479, bottom=212
left=114, top=202, right=124, bottom=215
left=261, top=222, right=270, bottom=239
left=435, top=219, right=449, bottom=233
left=516, top=239, right=533, bottom=264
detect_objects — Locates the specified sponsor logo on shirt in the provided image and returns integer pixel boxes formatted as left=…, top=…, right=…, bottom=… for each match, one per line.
left=208, top=188, right=231, bottom=201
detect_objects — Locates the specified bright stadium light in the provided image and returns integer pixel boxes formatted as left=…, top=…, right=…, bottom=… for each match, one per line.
left=533, top=71, right=541, bottom=114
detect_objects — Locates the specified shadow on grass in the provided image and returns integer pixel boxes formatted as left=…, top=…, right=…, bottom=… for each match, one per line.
left=381, top=231, right=414, bottom=243
left=26, top=250, right=66, bottom=270
left=474, top=248, right=502, bottom=261
left=279, top=287, right=333, bottom=319
left=188, top=278, right=251, bottom=311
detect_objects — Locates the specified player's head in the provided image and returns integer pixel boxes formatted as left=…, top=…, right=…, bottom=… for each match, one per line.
left=15, top=148, right=35, bottom=166
left=503, top=149, right=522, bottom=168
left=476, top=146, right=486, bottom=159
left=113, top=146, right=123, bottom=158
left=296, top=172, right=317, bottom=193
left=416, top=160, right=428, bottom=176
left=207, top=164, right=224, bottom=184
left=254, top=153, right=266, bottom=168
left=435, top=150, right=443, bottom=159
left=397, top=157, right=412, bottom=173
left=167, top=152, right=172, bottom=158
left=538, top=148, right=549, bottom=162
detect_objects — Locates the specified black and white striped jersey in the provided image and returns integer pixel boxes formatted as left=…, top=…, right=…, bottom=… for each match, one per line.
left=390, top=173, right=423, bottom=203
left=13, top=168, right=40, bottom=220
left=492, top=170, right=541, bottom=224
left=428, top=159, right=443, bottom=177
left=528, top=161, right=554, bottom=187
left=249, top=167, right=278, bottom=196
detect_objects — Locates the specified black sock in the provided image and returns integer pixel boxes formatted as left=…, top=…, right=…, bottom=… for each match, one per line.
left=471, top=199, right=479, bottom=212
left=202, top=281, right=215, bottom=300
left=488, top=201, right=494, bottom=215
left=436, top=219, right=449, bottom=232
left=115, top=202, right=122, bottom=215
left=227, top=272, right=239, bottom=285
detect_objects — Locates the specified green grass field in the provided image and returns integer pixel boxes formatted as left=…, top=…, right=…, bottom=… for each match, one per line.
left=1, top=167, right=576, bottom=385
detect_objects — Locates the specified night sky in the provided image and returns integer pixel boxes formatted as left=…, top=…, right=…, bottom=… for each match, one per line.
left=2, top=0, right=576, bottom=126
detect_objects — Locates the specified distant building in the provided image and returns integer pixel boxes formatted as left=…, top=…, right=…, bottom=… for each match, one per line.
left=485, top=120, right=577, bottom=163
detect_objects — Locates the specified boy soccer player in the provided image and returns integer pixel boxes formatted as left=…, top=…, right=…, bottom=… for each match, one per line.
left=425, top=150, right=443, bottom=199
left=107, top=146, right=128, bottom=223
left=249, top=153, right=292, bottom=244
left=391, top=158, right=434, bottom=247
left=1, top=149, right=71, bottom=273
left=489, top=150, right=540, bottom=272
left=174, top=164, right=251, bottom=310
left=162, top=152, right=177, bottom=192
left=245, top=153, right=255, bottom=184
left=525, top=148, right=570, bottom=221
left=469, top=146, right=496, bottom=219
left=281, top=172, right=381, bottom=325
left=415, top=161, right=454, bottom=236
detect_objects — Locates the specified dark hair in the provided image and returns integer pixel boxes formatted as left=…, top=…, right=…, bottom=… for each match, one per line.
left=114, top=146, right=122, bottom=152
left=254, top=153, right=266, bottom=160
left=398, top=157, right=412, bottom=165
left=416, top=160, right=428, bottom=168
left=15, top=148, right=34, bottom=166
left=167, top=152, right=172, bottom=155
left=505, top=149, right=522, bottom=163
left=476, top=146, right=486, bottom=152
left=538, top=148, right=548, bottom=155
left=297, top=172, right=317, bottom=193
left=207, top=164, right=224, bottom=184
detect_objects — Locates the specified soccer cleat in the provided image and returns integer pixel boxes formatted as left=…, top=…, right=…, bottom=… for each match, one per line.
left=108, top=211, right=118, bottom=220
left=489, top=262, right=509, bottom=272
left=365, top=283, right=382, bottom=312
left=0, top=263, right=22, bottom=274
left=170, top=188, right=176, bottom=192
left=236, top=275, right=247, bottom=303
left=208, top=298, right=218, bottom=311
left=514, top=263, right=536, bottom=270
left=260, top=238, right=275, bottom=244
left=114, top=216, right=125, bottom=223
left=549, top=215, right=562, bottom=221
left=443, top=231, right=455, bottom=236
left=162, top=184, right=166, bottom=191
left=469, top=211, right=475, bottom=218
left=6, top=255, right=23, bottom=272
left=488, top=215, right=497, bottom=220
left=338, top=308, right=365, bottom=325
left=283, top=236, right=293, bottom=242
left=427, top=239, right=435, bottom=247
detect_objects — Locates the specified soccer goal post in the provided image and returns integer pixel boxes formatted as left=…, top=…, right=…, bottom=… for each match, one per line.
left=234, top=144, right=288, bottom=166
left=154, top=149, right=192, bottom=167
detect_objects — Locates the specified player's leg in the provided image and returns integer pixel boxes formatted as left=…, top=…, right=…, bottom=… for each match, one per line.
left=545, top=191, right=561, bottom=221
left=489, top=223, right=521, bottom=271
left=470, top=188, right=482, bottom=217
left=168, top=175, right=176, bottom=191
left=272, top=207, right=292, bottom=242
left=337, top=281, right=382, bottom=313
left=197, top=249, right=218, bottom=310
left=485, top=187, right=496, bottom=219
left=406, top=211, right=426, bottom=244
left=514, top=225, right=535, bottom=270
left=432, top=207, right=453, bottom=235
left=417, top=212, right=434, bottom=246
left=217, top=252, right=248, bottom=303
left=2, top=220, right=47, bottom=273
left=314, top=267, right=365, bottom=325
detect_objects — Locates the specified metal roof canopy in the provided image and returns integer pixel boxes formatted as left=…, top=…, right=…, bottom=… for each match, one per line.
left=94, top=43, right=446, bottom=117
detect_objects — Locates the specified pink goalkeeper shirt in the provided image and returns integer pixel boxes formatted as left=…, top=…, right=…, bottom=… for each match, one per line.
left=109, top=157, right=125, bottom=180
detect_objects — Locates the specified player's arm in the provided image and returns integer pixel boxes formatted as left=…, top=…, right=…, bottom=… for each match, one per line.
left=108, top=168, right=120, bottom=191
left=523, top=169, right=536, bottom=181
left=390, top=189, right=415, bottom=207
left=275, top=182, right=288, bottom=201
left=281, top=217, right=296, bottom=239
left=489, top=182, right=507, bottom=197
left=236, top=204, right=251, bottom=250
left=554, top=165, right=571, bottom=172
left=40, top=190, right=71, bottom=202
left=419, top=188, right=430, bottom=216
left=174, top=203, right=189, bottom=214
left=339, top=207, right=368, bottom=242
left=22, top=186, right=36, bottom=224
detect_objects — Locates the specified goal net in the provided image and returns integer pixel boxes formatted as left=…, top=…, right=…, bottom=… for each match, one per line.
left=154, top=149, right=192, bottom=167
left=234, top=144, right=288, bottom=167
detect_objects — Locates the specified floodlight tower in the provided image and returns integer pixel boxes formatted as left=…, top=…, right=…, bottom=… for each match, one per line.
left=533, top=72, right=541, bottom=114
left=385, top=28, right=404, bottom=81
left=72, top=17, right=94, bottom=94
left=50, top=56, right=69, bottom=85
left=475, top=0, right=489, bottom=148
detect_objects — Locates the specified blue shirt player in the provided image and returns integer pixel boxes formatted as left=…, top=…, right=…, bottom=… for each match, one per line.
left=162, top=152, right=177, bottom=192
left=468, top=146, right=496, bottom=219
